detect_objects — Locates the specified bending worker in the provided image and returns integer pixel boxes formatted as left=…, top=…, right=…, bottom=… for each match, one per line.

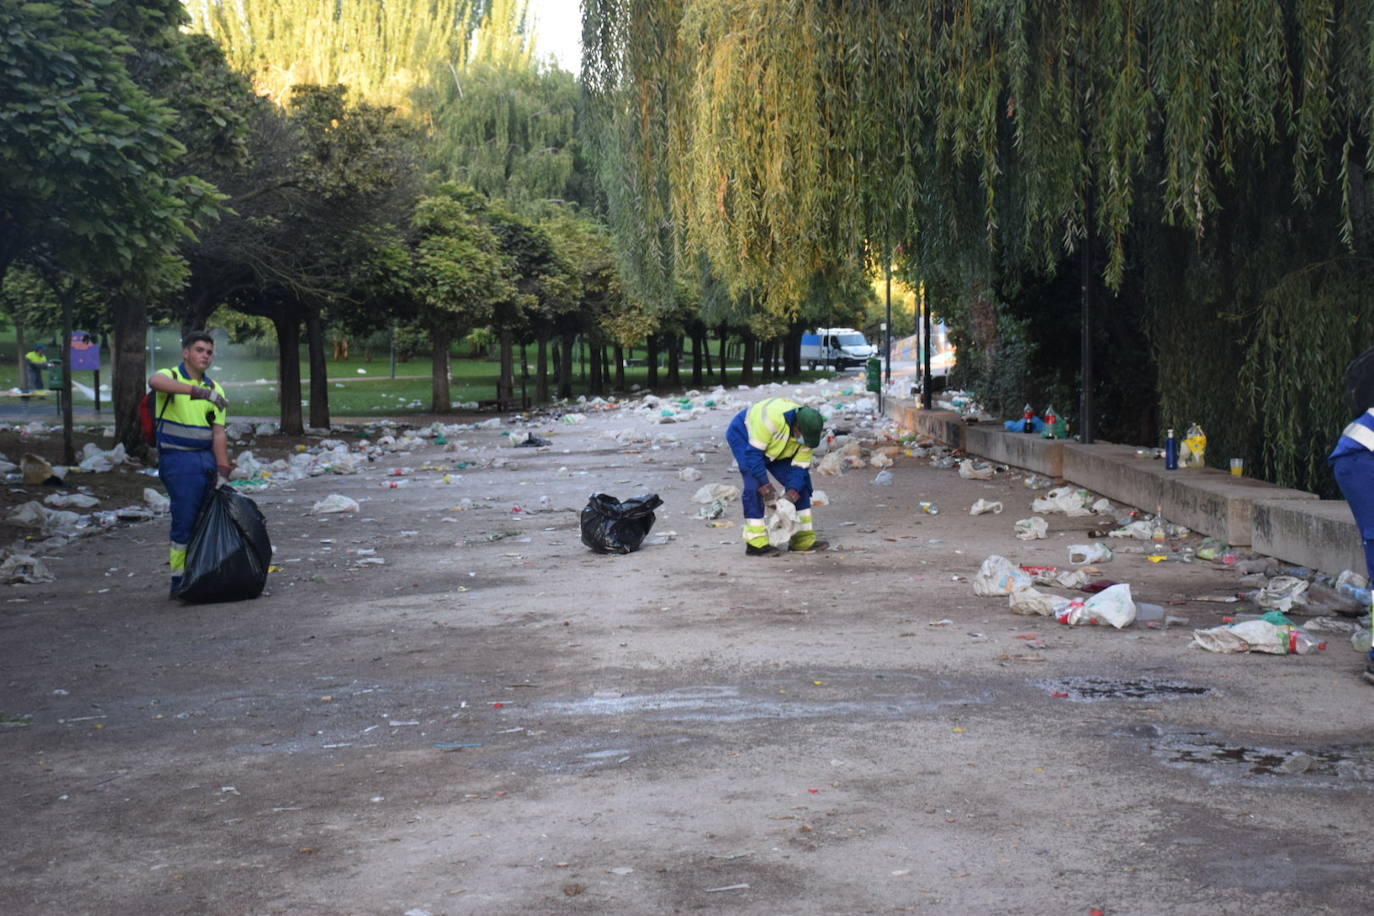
left=726, top=397, right=827, bottom=556
left=148, top=331, right=230, bottom=596
left=23, top=344, right=46, bottom=392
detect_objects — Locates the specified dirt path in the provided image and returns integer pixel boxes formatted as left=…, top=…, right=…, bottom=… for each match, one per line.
left=1, top=382, right=1369, bottom=915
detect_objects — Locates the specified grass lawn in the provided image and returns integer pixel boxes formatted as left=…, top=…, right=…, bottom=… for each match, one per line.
left=1, top=328, right=847, bottom=417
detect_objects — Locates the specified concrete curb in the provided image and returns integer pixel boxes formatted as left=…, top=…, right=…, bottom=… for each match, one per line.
left=883, top=397, right=1363, bottom=577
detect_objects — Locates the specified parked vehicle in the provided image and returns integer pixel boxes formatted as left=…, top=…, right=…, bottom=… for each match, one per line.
left=800, top=328, right=877, bottom=369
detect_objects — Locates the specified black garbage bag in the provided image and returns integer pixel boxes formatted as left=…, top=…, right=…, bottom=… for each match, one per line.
left=174, top=485, right=272, bottom=603
left=580, top=493, right=663, bottom=554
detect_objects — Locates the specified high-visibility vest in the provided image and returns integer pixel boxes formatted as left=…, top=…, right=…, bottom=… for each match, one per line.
left=744, top=397, right=813, bottom=468
left=154, top=364, right=227, bottom=451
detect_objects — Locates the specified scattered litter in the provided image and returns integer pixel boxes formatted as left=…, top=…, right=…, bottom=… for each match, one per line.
left=872, top=470, right=894, bottom=486
left=0, top=553, right=54, bottom=584
left=143, top=488, right=170, bottom=514
left=815, top=451, right=846, bottom=476
left=1031, top=486, right=1093, bottom=516
left=1068, top=543, right=1112, bottom=564
left=1256, top=576, right=1309, bottom=613
left=969, top=499, right=1003, bottom=516
left=918, top=501, right=939, bottom=515
left=870, top=452, right=893, bottom=469
left=973, top=555, right=1032, bottom=596
left=678, top=467, right=703, bottom=481
left=1192, top=619, right=1324, bottom=655
left=1009, top=587, right=1070, bottom=617
left=1055, top=583, right=1136, bottom=628
left=310, top=494, right=360, bottom=514
left=44, top=493, right=99, bottom=509
left=958, top=459, right=994, bottom=480
left=766, top=499, right=800, bottom=548
left=811, top=490, right=829, bottom=507
left=1108, top=520, right=1155, bottom=539
left=693, top=484, right=739, bottom=504
left=1014, top=516, right=1048, bottom=540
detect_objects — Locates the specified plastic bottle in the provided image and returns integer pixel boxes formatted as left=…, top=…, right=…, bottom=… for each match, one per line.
left=1022, top=404, right=1034, bottom=434
left=1041, top=405, right=1057, bottom=438
left=1287, top=628, right=1325, bottom=655
left=919, top=501, right=940, bottom=515
left=1352, top=628, right=1372, bottom=654
left=1164, top=429, right=1178, bottom=470
left=1337, top=581, right=1373, bottom=607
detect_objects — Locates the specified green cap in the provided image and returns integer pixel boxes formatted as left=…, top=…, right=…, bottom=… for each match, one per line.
left=795, top=406, right=824, bottom=448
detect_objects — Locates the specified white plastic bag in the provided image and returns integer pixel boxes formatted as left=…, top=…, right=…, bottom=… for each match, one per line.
left=1009, top=587, right=1071, bottom=617
left=1055, top=583, right=1136, bottom=628
left=678, top=467, right=703, bottom=482
left=1032, top=486, right=1094, bottom=517
left=815, top=451, right=846, bottom=477
left=870, top=452, right=893, bottom=469
left=310, top=494, right=360, bottom=514
left=958, top=459, right=994, bottom=480
left=970, top=499, right=1004, bottom=516
left=766, top=499, right=799, bottom=548
left=1257, top=576, right=1309, bottom=613
left=692, top=484, right=740, bottom=504
left=1192, top=619, right=1291, bottom=654
left=1068, top=543, right=1113, bottom=564
left=973, top=555, right=1033, bottom=596
left=1108, top=520, right=1155, bottom=539
left=1015, top=516, right=1048, bottom=540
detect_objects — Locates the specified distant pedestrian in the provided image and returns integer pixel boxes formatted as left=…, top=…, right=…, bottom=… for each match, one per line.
left=726, top=397, right=827, bottom=556
left=23, top=344, right=46, bottom=392
left=148, top=332, right=230, bottom=596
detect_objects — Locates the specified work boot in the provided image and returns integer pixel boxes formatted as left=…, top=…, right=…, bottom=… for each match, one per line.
left=745, top=543, right=782, bottom=557
left=788, top=531, right=828, bottom=552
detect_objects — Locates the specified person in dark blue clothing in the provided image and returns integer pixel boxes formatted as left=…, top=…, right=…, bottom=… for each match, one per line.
left=1332, top=347, right=1374, bottom=684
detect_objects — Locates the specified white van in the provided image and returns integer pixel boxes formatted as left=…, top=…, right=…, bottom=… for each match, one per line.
left=800, top=328, right=877, bottom=369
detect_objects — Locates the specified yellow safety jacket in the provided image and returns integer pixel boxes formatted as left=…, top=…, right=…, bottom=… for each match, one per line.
left=24, top=350, right=46, bottom=367
left=744, top=397, right=814, bottom=469
left=154, top=364, right=227, bottom=451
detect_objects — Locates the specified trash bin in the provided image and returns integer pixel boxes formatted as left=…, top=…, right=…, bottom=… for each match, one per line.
left=46, top=361, right=63, bottom=390
left=865, top=357, right=881, bottom=393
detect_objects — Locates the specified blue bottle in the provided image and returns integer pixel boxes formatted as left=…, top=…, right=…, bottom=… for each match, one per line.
left=1165, top=428, right=1178, bottom=470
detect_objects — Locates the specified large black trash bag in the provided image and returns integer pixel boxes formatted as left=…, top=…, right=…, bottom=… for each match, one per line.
left=580, top=493, right=663, bottom=554
left=174, top=485, right=272, bottom=603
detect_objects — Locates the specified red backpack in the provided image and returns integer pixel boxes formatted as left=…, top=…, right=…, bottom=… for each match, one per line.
left=140, top=367, right=202, bottom=446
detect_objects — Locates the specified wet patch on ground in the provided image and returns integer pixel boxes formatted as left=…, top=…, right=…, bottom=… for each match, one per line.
left=1152, top=734, right=1374, bottom=786
left=1033, top=675, right=1212, bottom=702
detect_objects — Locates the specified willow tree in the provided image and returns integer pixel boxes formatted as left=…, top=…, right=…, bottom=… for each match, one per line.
left=591, top=0, right=1374, bottom=491
left=185, top=0, right=489, bottom=110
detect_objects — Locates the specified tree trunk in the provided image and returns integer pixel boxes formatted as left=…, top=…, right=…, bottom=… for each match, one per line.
left=646, top=334, right=659, bottom=389
left=785, top=327, right=801, bottom=376
left=536, top=335, right=549, bottom=403
left=602, top=346, right=611, bottom=392
left=113, top=297, right=150, bottom=458
left=614, top=344, right=626, bottom=390
left=497, top=329, right=515, bottom=409
left=558, top=331, right=575, bottom=400
left=273, top=315, right=304, bottom=435
left=760, top=340, right=773, bottom=382
left=691, top=327, right=705, bottom=386
left=306, top=312, right=330, bottom=430
left=578, top=336, right=586, bottom=384
left=429, top=321, right=452, bottom=412
left=666, top=333, right=682, bottom=388
left=718, top=324, right=729, bottom=382
left=589, top=342, right=603, bottom=396
left=741, top=333, right=755, bottom=385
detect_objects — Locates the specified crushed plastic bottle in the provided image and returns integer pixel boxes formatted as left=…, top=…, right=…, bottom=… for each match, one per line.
left=872, top=470, right=894, bottom=486
left=919, top=501, right=940, bottom=515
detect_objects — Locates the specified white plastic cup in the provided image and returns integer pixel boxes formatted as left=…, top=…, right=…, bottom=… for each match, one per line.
left=1229, top=458, right=1244, bottom=477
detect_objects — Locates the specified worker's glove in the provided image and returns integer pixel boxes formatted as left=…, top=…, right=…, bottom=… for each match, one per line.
left=757, top=483, right=777, bottom=502
left=216, top=465, right=232, bottom=489
left=783, top=488, right=801, bottom=504
left=189, top=385, right=229, bottom=411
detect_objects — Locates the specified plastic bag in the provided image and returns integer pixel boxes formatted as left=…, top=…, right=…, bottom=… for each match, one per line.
left=973, top=555, right=1032, bottom=596
left=1055, top=583, right=1136, bottom=628
left=958, top=459, right=994, bottom=480
left=766, top=498, right=800, bottom=548
left=1257, top=576, right=1309, bottom=613
left=1009, top=587, right=1070, bottom=617
left=970, top=499, right=1004, bottom=516
left=1031, top=486, right=1093, bottom=517
left=175, top=486, right=272, bottom=603
left=870, top=452, right=893, bottom=469
left=1191, top=619, right=1316, bottom=654
left=311, top=494, right=360, bottom=514
left=815, top=451, right=846, bottom=477
left=1015, top=516, right=1048, bottom=540
left=580, top=493, right=663, bottom=554
left=1068, top=543, right=1113, bottom=564
left=1180, top=423, right=1207, bottom=468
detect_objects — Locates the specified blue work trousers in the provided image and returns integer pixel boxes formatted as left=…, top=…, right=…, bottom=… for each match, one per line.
left=159, top=449, right=217, bottom=566
left=727, top=414, right=812, bottom=518
left=1332, top=448, right=1374, bottom=663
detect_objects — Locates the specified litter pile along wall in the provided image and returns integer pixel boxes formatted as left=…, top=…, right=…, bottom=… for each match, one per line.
left=884, top=397, right=1363, bottom=577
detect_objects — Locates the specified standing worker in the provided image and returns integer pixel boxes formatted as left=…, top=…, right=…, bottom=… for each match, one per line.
left=1332, top=344, right=1374, bottom=684
left=23, top=344, right=46, bottom=392
left=149, top=332, right=230, bottom=596
left=726, top=397, right=827, bottom=556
